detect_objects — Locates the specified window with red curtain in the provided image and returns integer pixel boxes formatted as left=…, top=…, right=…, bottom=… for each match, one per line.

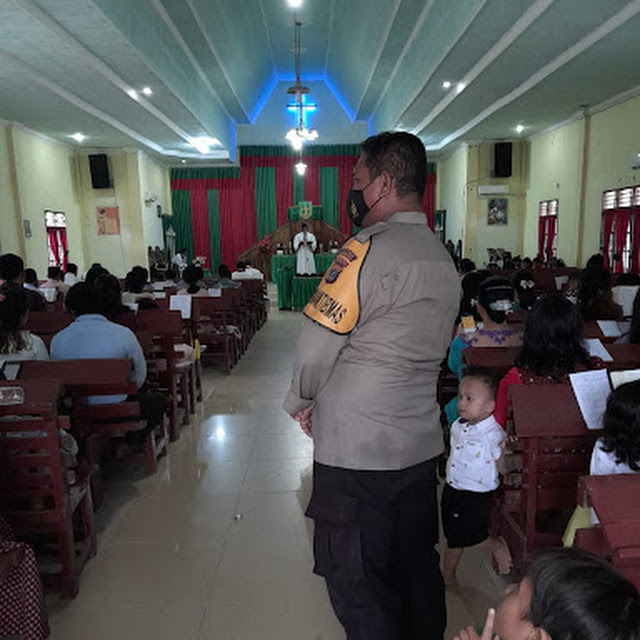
left=44, top=210, right=67, bottom=269
left=601, top=187, right=638, bottom=273
left=537, top=199, right=558, bottom=260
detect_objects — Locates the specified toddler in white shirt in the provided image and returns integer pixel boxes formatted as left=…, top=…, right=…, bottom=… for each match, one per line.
left=442, top=366, right=511, bottom=585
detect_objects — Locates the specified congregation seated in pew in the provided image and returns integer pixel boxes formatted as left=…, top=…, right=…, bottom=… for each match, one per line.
left=50, top=282, right=165, bottom=451
left=0, top=253, right=45, bottom=311
left=494, top=294, right=605, bottom=427
left=0, top=283, right=49, bottom=368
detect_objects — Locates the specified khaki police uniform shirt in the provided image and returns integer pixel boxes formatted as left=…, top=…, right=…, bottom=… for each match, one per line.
left=284, top=211, right=460, bottom=471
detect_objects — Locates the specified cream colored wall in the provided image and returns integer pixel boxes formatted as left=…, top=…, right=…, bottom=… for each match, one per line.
left=0, top=126, right=23, bottom=258
left=436, top=144, right=467, bottom=246
left=138, top=153, right=169, bottom=251
left=11, top=127, right=84, bottom=277
left=582, top=97, right=640, bottom=265
left=466, top=141, right=525, bottom=266
left=0, top=124, right=171, bottom=278
left=524, top=120, right=585, bottom=264
left=437, top=141, right=525, bottom=265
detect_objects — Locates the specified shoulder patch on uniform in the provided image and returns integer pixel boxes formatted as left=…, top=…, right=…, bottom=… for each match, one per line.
left=303, top=236, right=371, bottom=334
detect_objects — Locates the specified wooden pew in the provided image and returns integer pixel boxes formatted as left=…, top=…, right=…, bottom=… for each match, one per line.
left=192, top=297, right=238, bottom=374
left=576, top=474, right=640, bottom=592
left=604, top=343, right=640, bottom=371
left=495, top=384, right=600, bottom=570
left=0, top=379, right=95, bottom=597
left=17, top=359, right=168, bottom=483
left=137, top=309, right=195, bottom=440
left=24, top=310, right=72, bottom=349
left=462, top=346, right=520, bottom=378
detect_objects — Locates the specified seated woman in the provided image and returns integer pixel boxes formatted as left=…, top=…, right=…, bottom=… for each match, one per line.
left=176, top=265, right=209, bottom=297
left=446, top=277, right=522, bottom=423
left=578, top=265, right=623, bottom=321
left=494, top=294, right=604, bottom=427
left=94, top=273, right=137, bottom=330
left=0, top=284, right=49, bottom=368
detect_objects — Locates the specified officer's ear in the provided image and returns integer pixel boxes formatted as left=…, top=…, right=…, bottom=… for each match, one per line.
left=376, top=171, right=394, bottom=199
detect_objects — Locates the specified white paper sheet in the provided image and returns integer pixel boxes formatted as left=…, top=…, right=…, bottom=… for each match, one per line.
left=569, top=369, right=611, bottom=430
left=207, top=288, right=222, bottom=298
left=584, top=338, right=614, bottom=362
left=597, top=320, right=623, bottom=337
left=152, top=282, right=166, bottom=291
left=153, top=292, right=166, bottom=299
left=170, top=294, right=192, bottom=319
left=612, top=285, right=640, bottom=317
left=610, top=368, right=640, bottom=389
left=555, top=275, right=569, bottom=290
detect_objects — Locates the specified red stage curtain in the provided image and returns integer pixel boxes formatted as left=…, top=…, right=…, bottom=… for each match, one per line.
left=190, top=189, right=211, bottom=270
left=601, top=210, right=616, bottom=270
left=57, top=228, right=68, bottom=270
left=614, top=208, right=631, bottom=274
left=422, top=173, right=436, bottom=230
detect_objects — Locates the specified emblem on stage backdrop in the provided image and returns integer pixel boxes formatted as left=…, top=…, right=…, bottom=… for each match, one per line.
left=96, top=206, right=120, bottom=235
left=299, top=201, right=313, bottom=220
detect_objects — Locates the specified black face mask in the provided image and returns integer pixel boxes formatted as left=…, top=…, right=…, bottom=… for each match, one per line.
left=346, top=180, right=382, bottom=227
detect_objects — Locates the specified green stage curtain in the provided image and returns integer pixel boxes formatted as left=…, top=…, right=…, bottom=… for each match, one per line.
left=320, top=167, right=339, bottom=228
left=293, top=172, right=305, bottom=206
left=240, top=144, right=361, bottom=158
left=255, top=167, right=277, bottom=239
left=207, top=189, right=222, bottom=271
left=171, top=190, right=195, bottom=261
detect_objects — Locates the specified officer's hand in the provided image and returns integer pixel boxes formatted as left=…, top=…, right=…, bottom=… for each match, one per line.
left=293, top=408, right=313, bottom=437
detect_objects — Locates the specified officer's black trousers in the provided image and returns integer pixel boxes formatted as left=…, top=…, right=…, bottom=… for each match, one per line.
left=306, top=458, right=446, bottom=640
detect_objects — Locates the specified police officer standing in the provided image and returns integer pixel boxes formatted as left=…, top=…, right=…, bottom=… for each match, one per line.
left=284, top=132, right=460, bottom=640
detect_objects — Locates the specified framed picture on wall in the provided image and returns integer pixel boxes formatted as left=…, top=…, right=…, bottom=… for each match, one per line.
left=97, top=206, right=120, bottom=235
left=487, top=198, right=508, bottom=225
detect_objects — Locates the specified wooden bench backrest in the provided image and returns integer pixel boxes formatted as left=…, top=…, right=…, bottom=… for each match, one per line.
left=462, top=346, right=520, bottom=377
left=18, top=359, right=134, bottom=396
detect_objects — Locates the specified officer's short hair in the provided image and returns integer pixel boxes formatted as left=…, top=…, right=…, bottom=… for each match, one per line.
left=360, top=132, right=427, bottom=199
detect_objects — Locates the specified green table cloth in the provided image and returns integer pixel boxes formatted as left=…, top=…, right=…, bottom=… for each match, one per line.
left=292, top=276, right=323, bottom=310
left=271, top=253, right=335, bottom=309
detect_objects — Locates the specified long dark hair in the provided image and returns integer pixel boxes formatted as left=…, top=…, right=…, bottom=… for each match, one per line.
left=578, top=265, right=612, bottom=317
left=527, top=548, right=640, bottom=640
left=516, top=294, right=590, bottom=378
left=477, top=276, right=514, bottom=324
left=183, top=265, right=202, bottom=294
left=512, top=270, right=536, bottom=310
left=0, top=284, right=29, bottom=354
left=600, top=381, right=640, bottom=471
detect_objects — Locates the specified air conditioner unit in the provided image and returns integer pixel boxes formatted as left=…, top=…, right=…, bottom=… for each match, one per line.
left=630, top=152, right=640, bottom=171
left=477, top=185, right=509, bottom=196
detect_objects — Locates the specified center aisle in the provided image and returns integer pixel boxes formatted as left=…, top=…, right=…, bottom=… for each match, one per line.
left=49, top=291, right=503, bottom=639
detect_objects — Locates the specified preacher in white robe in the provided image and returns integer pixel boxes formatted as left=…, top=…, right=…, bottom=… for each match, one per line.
left=293, top=224, right=317, bottom=275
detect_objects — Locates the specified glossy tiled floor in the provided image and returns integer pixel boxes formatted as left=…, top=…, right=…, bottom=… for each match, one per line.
left=48, top=289, right=505, bottom=639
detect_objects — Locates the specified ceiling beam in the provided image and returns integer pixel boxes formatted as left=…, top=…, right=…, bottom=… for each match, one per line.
left=424, top=0, right=640, bottom=151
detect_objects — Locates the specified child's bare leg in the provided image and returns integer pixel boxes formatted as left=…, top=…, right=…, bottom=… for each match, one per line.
left=443, top=543, right=464, bottom=586
left=472, top=536, right=513, bottom=575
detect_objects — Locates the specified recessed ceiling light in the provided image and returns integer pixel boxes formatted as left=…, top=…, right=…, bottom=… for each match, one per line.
left=127, top=89, right=138, bottom=101
left=288, top=0, right=303, bottom=7
left=456, top=82, right=466, bottom=94
left=516, top=124, right=525, bottom=134
left=442, top=81, right=452, bottom=89
left=70, top=132, right=86, bottom=143
left=180, top=159, right=187, bottom=164
left=142, top=87, right=153, bottom=96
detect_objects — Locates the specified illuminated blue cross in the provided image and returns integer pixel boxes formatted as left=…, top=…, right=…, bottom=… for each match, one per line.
left=287, top=94, right=317, bottom=129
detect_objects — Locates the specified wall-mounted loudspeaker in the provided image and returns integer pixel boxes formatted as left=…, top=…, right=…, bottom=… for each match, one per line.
left=493, top=142, right=512, bottom=178
left=88, top=154, right=111, bottom=189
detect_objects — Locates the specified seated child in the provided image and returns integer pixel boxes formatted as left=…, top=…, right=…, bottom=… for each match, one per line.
left=453, top=547, right=640, bottom=640
left=442, top=366, right=511, bottom=584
